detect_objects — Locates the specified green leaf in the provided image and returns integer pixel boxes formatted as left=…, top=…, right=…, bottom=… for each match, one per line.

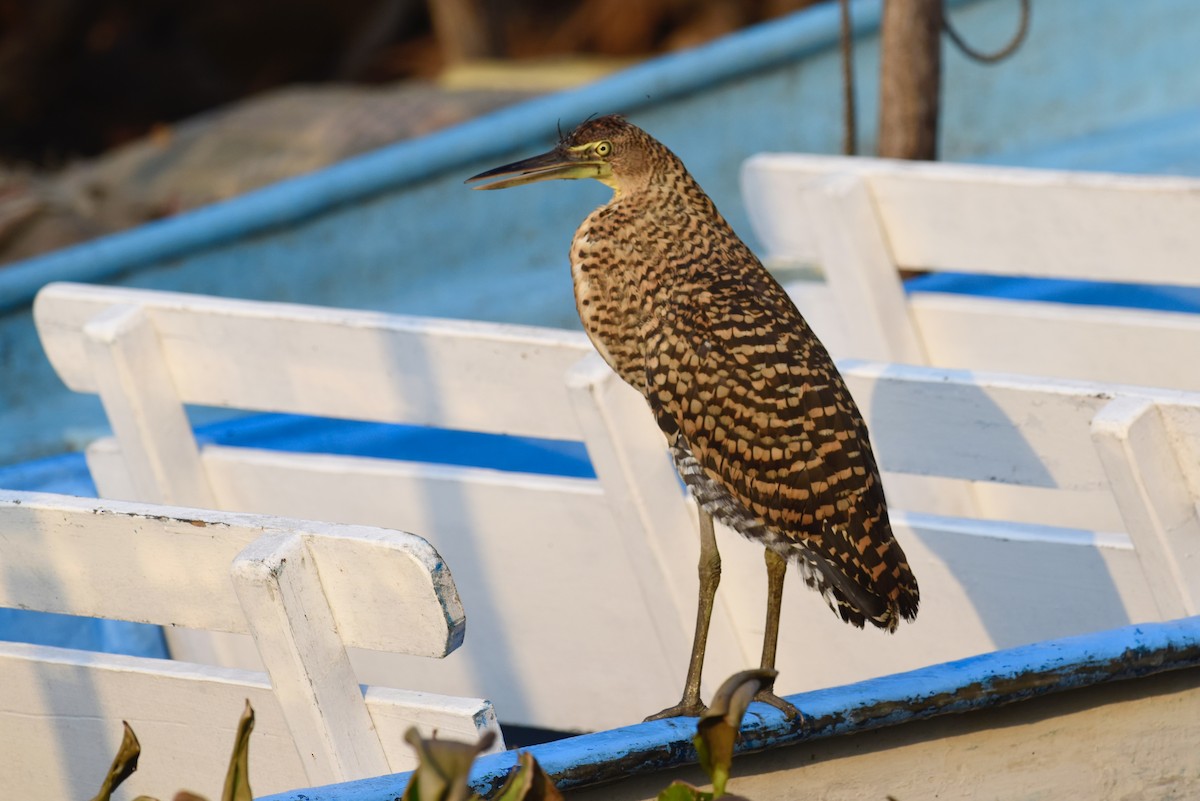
left=402, top=728, right=497, bottom=801
left=692, top=731, right=730, bottom=799
left=221, top=700, right=256, bottom=801
left=694, top=669, right=776, bottom=798
left=493, top=752, right=563, bottom=801
left=90, top=721, right=142, bottom=801
left=101, top=702, right=257, bottom=801
left=657, top=780, right=713, bottom=801
left=492, top=753, right=532, bottom=801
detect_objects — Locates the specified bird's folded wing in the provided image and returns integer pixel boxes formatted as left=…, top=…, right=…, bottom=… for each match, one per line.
left=640, top=288, right=918, bottom=629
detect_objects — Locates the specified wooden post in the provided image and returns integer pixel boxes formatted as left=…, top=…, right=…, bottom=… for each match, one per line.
left=878, top=0, right=943, bottom=160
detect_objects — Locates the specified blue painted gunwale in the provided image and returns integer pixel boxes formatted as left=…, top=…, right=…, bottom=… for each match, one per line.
left=261, top=616, right=1200, bottom=801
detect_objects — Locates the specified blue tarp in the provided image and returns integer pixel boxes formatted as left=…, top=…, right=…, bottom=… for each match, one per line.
left=908, top=273, right=1200, bottom=314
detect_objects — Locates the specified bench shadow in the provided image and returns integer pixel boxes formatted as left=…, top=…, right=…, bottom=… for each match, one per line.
left=863, top=363, right=1132, bottom=650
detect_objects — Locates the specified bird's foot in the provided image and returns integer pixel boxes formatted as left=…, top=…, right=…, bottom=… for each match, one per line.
left=753, top=689, right=803, bottom=722
left=645, top=698, right=708, bottom=721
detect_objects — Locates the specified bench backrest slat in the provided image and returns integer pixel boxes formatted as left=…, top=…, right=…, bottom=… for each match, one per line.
left=36, top=283, right=592, bottom=440
left=744, top=154, right=1200, bottom=284
left=911, top=294, right=1200, bottom=392
left=0, top=490, right=461, bottom=654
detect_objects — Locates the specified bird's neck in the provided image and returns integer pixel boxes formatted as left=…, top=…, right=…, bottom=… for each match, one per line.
left=571, top=168, right=746, bottom=391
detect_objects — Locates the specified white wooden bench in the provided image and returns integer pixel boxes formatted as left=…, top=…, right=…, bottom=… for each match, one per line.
left=33, top=282, right=691, bottom=732
left=740, top=154, right=1200, bottom=389
left=32, top=283, right=1200, bottom=716
left=0, top=490, right=500, bottom=800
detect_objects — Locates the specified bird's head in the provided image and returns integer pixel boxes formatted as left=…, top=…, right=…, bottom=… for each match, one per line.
left=466, top=115, right=662, bottom=196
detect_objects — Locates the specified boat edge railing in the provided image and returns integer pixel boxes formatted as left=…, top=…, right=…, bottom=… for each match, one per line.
left=259, top=614, right=1200, bottom=801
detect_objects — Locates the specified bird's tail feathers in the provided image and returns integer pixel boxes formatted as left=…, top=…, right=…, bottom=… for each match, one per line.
left=795, top=513, right=919, bottom=632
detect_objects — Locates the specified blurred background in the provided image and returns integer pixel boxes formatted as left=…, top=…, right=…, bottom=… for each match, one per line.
left=0, top=0, right=820, bottom=263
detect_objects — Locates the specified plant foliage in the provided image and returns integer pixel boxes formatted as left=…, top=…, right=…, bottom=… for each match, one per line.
left=90, top=700, right=256, bottom=801
left=93, top=671, right=783, bottom=801
left=659, top=669, right=777, bottom=801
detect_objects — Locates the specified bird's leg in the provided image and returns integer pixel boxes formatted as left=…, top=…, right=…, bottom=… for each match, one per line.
left=755, top=548, right=802, bottom=719
left=646, top=507, right=720, bottom=720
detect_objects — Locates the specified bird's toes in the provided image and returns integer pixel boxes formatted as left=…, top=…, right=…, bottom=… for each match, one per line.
left=753, top=689, right=804, bottom=722
left=644, top=699, right=709, bottom=721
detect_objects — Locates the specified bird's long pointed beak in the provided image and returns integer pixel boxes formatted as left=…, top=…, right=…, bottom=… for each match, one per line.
left=466, top=148, right=607, bottom=190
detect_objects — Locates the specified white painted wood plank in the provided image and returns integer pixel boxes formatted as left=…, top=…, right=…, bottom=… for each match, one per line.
left=36, top=282, right=593, bottom=440
left=365, top=686, right=504, bottom=773
left=843, top=361, right=1126, bottom=529
left=716, top=510, right=1157, bottom=699
left=232, top=532, right=390, bottom=784
left=86, top=437, right=139, bottom=500
left=0, top=490, right=256, bottom=633
left=841, top=361, right=1113, bottom=490
left=566, top=354, right=753, bottom=688
left=744, top=153, right=1200, bottom=284
left=911, top=292, right=1200, bottom=391
left=959, top=481, right=1125, bottom=533
left=1092, top=397, right=1200, bottom=618
left=82, top=304, right=215, bottom=507
left=303, top=527, right=466, bottom=657
left=875, top=473, right=1123, bottom=533
left=799, top=174, right=926, bottom=363
left=1160, top=402, right=1200, bottom=495
left=60, top=448, right=271, bottom=683
left=0, top=490, right=463, bottom=655
left=0, top=641, right=306, bottom=800
left=566, top=355, right=699, bottom=659
left=0, top=641, right=502, bottom=798
left=870, top=169, right=1200, bottom=284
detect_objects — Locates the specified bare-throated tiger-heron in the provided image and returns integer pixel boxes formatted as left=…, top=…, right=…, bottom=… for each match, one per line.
left=468, top=115, right=919, bottom=720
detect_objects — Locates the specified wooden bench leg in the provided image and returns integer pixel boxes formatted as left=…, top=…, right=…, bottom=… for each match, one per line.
left=83, top=304, right=215, bottom=507
left=1093, top=396, right=1200, bottom=619
left=232, top=531, right=390, bottom=784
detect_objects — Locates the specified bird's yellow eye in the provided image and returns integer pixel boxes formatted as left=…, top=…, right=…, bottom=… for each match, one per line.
left=594, top=140, right=613, bottom=157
